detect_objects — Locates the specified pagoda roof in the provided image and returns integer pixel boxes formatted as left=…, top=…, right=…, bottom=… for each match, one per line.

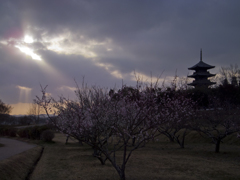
left=188, top=80, right=216, bottom=86
left=188, top=60, right=215, bottom=70
left=188, top=72, right=216, bottom=78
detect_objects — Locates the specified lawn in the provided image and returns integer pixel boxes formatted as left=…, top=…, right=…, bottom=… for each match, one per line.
left=0, top=146, right=43, bottom=180
left=29, top=132, right=240, bottom=180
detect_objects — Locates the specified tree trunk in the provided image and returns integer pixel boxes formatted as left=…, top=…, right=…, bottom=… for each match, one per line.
left=168, top=136, right=175, bottom=142
left=78, top=140, right=83, bottom=146
left=119, top=145, right=127, bottom=180
left=215, top=139, right=221, bottom=153
left=93, top=147, right=107, bottom=165
left=132, top=137, right=136, bottom=146
left=119, top=170, right=126, bottom=180
left=158, top=130, right=175, bottom=142
left=96, top=156, right=107, bottom=165
left=175, top=128, right=188, bottom=149
left=176, top=137, right=185, bottom=149
left=105, top=155, right=126, bottom=180
left=115, top=166, right=125, bottom=180
left=163, top=132, right=174, bottom=142
left=65, top=136, right=69, bottom=144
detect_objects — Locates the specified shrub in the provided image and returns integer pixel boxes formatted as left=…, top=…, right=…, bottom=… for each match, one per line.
left=17, top=128, right=30, bottom=138
left=17, top=125, right=51, bottom=140
left=37, top=125, right=50, bottom=134
left=0, top=126, right=17, bottom=137
left=31, top=125, right=50, bottom=140
left=6, top=127, right=17, bottom=137
left=28, top=126, right=41, bottom=140
left=0, top=126, right=6, bottom=136
left=41, top=130, right=54, bottom=142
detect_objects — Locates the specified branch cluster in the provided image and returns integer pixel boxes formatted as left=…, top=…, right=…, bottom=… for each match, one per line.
left=35, top=79, right=240, bottom=179
left=35, top=82, right=196, bottom=180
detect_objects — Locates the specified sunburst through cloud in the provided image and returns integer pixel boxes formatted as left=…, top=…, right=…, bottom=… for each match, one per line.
left=14, top=34, right=42, bottom=61
left=15, top=45, right=42, bottom=61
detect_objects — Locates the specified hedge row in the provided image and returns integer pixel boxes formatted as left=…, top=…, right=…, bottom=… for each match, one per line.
left=0, top=125, right=54, bottom=141
left=17, top=125, right=50, bottom=140
left=0, top=126, right=17, bottom=137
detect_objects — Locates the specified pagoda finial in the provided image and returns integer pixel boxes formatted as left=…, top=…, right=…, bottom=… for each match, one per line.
left=200, top=48, right=202, bottom=61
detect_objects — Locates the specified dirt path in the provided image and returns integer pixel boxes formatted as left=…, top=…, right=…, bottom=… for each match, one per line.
left=0, top=137, right=37, bottom=161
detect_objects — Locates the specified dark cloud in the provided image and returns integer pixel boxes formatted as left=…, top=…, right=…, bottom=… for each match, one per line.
left=1, top=0, right=240, bottom=114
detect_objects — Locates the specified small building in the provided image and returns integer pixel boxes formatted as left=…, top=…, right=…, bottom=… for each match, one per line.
left=188, top=49, right=216, bottom=88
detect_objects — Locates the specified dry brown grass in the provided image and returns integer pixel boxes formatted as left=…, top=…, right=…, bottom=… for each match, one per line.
left=29, top=132, right=240, bottom=180
left=0, top=146, right=43, bottom=180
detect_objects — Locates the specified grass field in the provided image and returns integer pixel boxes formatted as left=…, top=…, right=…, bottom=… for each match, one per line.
left=0, top=146, right=43, bottom=180
left=28, top=132, right=240, bottom=180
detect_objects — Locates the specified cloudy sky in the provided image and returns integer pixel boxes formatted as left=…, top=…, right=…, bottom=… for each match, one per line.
left=1, top=0, right=240, bottom=115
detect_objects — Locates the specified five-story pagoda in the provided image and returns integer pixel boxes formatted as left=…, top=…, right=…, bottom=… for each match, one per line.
left=188, top=49, right=216, bottom=88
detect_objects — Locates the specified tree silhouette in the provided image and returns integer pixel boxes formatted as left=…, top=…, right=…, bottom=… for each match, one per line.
left=0, top=99, right=12, bottom=115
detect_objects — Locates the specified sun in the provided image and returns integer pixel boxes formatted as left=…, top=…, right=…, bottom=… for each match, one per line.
left=24, top=35, right=34, bottom=43
left=14, top=35, right=42, bottom=61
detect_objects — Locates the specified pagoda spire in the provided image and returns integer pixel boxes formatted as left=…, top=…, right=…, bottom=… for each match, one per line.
left=200, top=48, right=202, bottom=61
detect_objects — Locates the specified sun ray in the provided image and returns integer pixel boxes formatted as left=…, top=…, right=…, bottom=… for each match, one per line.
left=16, top=85, right=32, bottom=103
left=15, top=45, right=42, bottom=61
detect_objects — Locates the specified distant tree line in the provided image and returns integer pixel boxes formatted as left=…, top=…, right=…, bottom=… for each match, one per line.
left=0, top=114, right=47, bottom=126
left=0, top=98, right=47, bottom=125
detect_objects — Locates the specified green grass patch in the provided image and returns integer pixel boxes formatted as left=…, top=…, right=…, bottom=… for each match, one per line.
left=29, top=132, right=240, bottom=180
left=0, top=146, right=43, bottom=180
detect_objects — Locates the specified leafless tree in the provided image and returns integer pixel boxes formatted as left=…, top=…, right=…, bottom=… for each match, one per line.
left=0, top=99, right=12, bottom=114
left=157, top=92, right=196, bottom=148
left=0, top=100, right=13, bottom=125
left=27, top=102, right=44, bottom=124
left=35, top=82, right=161, bottom=180
left=192, top=97, right=240, bottom=153
left=219, top=64, right=240, bottom=86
